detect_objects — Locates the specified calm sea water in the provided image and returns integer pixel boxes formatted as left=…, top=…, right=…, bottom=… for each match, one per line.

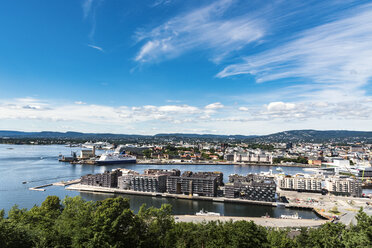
left=0, top=144, right=319, bottom=219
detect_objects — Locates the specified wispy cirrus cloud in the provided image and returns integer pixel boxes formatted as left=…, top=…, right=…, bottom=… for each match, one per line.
left=217, top=3, right=372, bottom=93
left=135, top=0, right=265, bottom=63
left=152, top=0, right=172, bottom=8
left=82, top=0, right=94, bottom=19
left=87, top=44, right=104, bottom=52
left=82, top=0, right=104, bottom=41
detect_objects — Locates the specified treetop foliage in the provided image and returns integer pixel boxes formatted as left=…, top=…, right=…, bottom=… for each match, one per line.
left=0, top=196, right=371, bottom=248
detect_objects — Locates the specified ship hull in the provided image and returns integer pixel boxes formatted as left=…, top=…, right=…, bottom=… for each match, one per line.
left=96, top=159, right=136, bottom=165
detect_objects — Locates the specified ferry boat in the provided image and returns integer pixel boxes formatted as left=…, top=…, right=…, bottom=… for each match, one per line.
left=195, top=209, right=221, bottom=216
left=96, top=146, right=136, bottom=165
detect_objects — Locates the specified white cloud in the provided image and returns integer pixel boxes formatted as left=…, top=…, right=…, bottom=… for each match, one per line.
left=82, top=0, right=94, bottom=19
left=205, top=102, right=224, bottom=110
left=166, top=99, right=181, bottom=103
left=87, top=44, right=104, bottom=52
left=74, top=101, right=86, bottom=105
left=238, top=106, right=249, bottom=111
left=152, top=0, right=172, bottom=7
left=135, top=0, right=264, bottom=63
left=217, top=3, right=372, bottom=102
left=266, top=102, right=296, bottom=112
left=1, top=97, right=372, bottom=134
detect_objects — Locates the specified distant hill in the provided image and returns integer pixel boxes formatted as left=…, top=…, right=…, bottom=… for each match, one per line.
left=252, top=130, right=372, bottom=143
left=0, top=129, right=371, bottom=143
left=0, top=131, right=148, bottom=139
left=154, top=133, right=258, bottom=139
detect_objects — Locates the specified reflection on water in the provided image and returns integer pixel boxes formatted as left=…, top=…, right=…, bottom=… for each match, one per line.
left=0, top=144, right=318, bottom=219
left=80, top=192, right=318, bottom=219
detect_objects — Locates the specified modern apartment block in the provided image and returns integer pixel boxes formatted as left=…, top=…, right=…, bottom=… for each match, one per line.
left=225, top=174, right=276, bottom=202
left=233, top=152, right=272, bottom=163
left=277, top=174, right=362, bottom=197
left=117, top=169, right=175, bottom=193
left=81, top=169, right=122, bottom=188
left=118, top=174, right=167, bottom=193
left=166, top=171, right=221, bottom=197
left=277, top=175, right=323, bottom=192
left=325, top=176, right=362, bottom=197
left=144, top=168, right=181, bottom=177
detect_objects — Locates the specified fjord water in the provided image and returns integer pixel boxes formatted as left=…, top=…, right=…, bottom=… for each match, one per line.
left=0, top=144, right=318, bottom=219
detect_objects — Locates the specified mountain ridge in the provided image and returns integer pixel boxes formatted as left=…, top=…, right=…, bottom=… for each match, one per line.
left=1, top=129, right=372, bottom=142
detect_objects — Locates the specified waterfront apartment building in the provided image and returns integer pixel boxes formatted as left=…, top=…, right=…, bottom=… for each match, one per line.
left=225, top=174, right=276, bottom=202
left=81, top=169, right=122, bottom=188
left=325, top=176, right=362, bottom=197
left=144, top=168, right=181, bottom=177
left=118, top=174, right=167, bottom=193
left=277, top=175, right=323, bottom=192
left=233, top=152, right=272, bottom=164
left=167, top=171, right=220, bottom=197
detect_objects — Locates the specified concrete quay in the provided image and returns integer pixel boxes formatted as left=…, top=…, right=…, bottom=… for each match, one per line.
left=173, top=215, right=328, bottom=228
left=136, top=160, right=317, bottom=168
left=53, top=178, right=81, bottom=186
left=29, top=183, right=53, bottom=191
left=66, top=184, right=276, bottom=207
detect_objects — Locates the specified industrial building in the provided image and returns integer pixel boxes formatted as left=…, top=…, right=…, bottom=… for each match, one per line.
left=225, top=174, right=276, bottom=202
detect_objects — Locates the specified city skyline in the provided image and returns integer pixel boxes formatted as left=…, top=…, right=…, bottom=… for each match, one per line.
left=1, top=0, right=372, bottom=134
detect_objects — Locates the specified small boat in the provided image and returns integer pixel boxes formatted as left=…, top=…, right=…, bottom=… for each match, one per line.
left=22, top=181, right=27, bottom=184
left=280, top=213, right=301, bottom=219
left=261, top=213, right=270, bottom=218
left=196, top=209, right=220, bottom=216
left=276, top=167, right=283, bottom=172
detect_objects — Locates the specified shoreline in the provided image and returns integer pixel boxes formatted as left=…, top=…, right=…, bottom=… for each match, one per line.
left=136, top=160, right=317, bottom=168
left=65, top=183, right=331, bottom=221
left=66, top=184, right=276, bottom=207
left=173, top=215, right=328, bottom=228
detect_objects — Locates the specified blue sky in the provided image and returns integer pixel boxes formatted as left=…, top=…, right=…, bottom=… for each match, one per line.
left=1, top=0, right=372, bottom=135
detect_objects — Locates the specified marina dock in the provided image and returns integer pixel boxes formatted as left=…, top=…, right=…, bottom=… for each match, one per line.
left=29, top=184, right=53, bottom=191
left=28, top=179, right=81, bottom=191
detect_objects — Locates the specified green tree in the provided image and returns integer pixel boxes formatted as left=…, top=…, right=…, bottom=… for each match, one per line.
left=307, top=222, right=346, bottom=248
left=268, top=229, right=296, bottom=248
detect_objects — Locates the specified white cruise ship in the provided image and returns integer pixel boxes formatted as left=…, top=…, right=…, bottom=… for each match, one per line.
left=96, top=146, right=136, bottom=165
